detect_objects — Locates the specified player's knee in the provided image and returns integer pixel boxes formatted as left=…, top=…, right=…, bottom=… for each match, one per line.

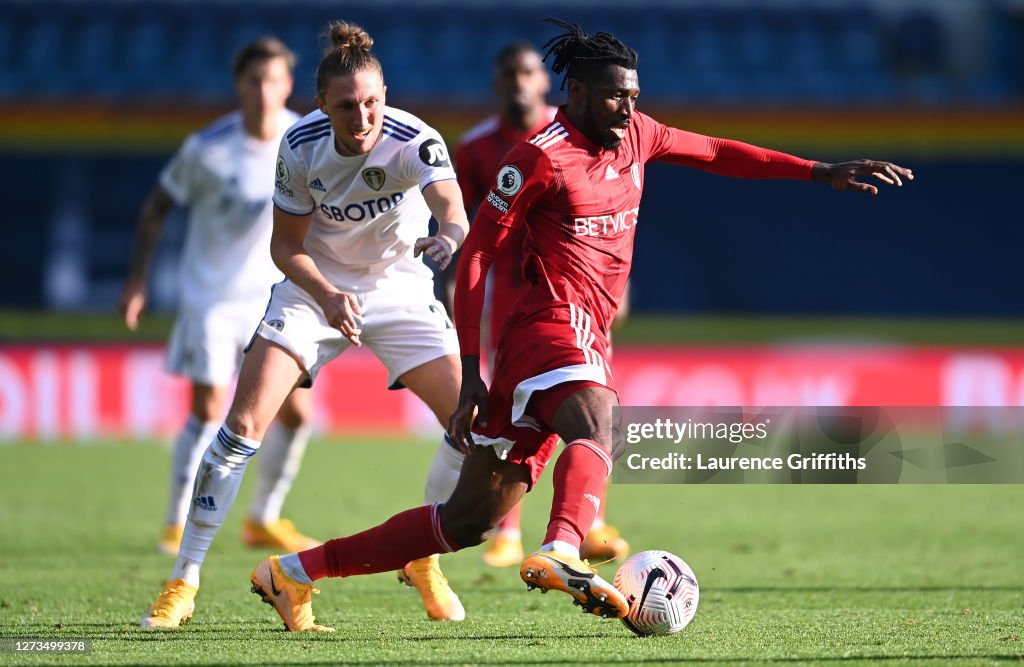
left=567, top=434, right=615, bottom=459
left=438, top=506, right=494, bottom=549
left=449, top=521, right=492, bottom=549
left=224, top=413, right=262, bottom=441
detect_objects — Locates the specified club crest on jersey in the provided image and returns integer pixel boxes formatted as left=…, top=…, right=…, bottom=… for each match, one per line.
left=496, top=165, right=523, bottom=196
left=362, top=167, right=386, bottom=191
left=276, top=156, right=289, bottom=184
left=630, top=163, right=641, bottom=190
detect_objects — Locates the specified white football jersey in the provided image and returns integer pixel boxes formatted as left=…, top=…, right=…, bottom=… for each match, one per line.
left=160, top=108, right=300, bottom=311
left=273, top=106, right=457, bottom=294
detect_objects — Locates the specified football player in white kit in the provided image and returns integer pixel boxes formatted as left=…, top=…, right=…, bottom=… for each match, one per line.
left=141, top=22, right=471, bottom=629
left=121, top=38, right=321, bottom=560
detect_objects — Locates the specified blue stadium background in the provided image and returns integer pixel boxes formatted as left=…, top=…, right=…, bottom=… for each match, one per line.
left=1, top=0, right=1022, bottom=316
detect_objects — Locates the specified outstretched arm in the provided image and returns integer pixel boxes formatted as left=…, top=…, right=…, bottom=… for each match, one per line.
left=120, top=185, right=175, bottom=331
left=653, top=123, right=912, bottom=193
left=811, top=160, right=913, bottom=195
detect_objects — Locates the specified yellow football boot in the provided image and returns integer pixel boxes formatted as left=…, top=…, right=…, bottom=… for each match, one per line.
left=250, top=556, right=334, bottom=632
left=140, top=579, right=197, bottom=628
left=580, top=523, right=630, bottom=562
left=397, top=555, right=465, bottom=621
left=520, top=550, right=628, bottom=619
left=482, top=532, right=524, bottom=568
left=242, top=518, right=321, bottom=552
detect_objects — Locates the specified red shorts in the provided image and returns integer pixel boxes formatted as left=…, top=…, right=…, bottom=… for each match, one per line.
left=471, top=304, right=618, bottom=487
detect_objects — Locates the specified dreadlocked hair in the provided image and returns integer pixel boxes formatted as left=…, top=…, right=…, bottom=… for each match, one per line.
left=541, top=17, right=638, bottom=90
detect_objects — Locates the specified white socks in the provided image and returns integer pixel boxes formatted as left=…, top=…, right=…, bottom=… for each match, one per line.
left=173, top=559, right=202, bottom=588
left=279, top=553, right=312, bottom=584
left=423, top=434, right=465, bottom=504
left=540, top=540, right=579, bottom=558
left=248, top=422, right=311, bottom=524
left=172, top=425, right=260, bottom=584
left=165, top=417, right=220, bottom=526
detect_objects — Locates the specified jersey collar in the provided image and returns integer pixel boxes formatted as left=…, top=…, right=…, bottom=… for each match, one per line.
left=554, top=105, right=606, bottom=155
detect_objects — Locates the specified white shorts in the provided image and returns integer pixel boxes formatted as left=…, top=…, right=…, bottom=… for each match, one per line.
left=166, top=300, right=265, bottom=386
left=253, top=280, right=459, bottom=387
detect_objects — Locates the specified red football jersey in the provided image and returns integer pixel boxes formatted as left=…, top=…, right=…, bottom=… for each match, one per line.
left=455, top=106, right=815, bottom=357
left=454, top=107, right=557, bottom=349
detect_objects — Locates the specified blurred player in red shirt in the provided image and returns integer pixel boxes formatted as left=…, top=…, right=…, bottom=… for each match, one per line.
left=252, top=18, right=912, bottom=628
left=452, top=42, right=628, bottom=568
left=451, top=41, right=555, bottom=343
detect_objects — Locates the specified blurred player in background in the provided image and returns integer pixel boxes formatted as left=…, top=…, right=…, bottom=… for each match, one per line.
left=248, top=17, right=912, bottom=631
left=120, top=37, right=320, bottom=560
left=141, top=20, right=470, bottom=629
left=451, top=41, right=628, bottom=568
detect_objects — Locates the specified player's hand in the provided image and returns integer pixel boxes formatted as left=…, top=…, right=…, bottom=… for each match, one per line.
left=813, top=160, right=913, bottom=195
left=448, top=366, right=489, bottom=452
left=319, top=290, right=363, bottom=346
left=413, top=235, right=457, bottom=271
left=120, top=286, right=146, bottom=331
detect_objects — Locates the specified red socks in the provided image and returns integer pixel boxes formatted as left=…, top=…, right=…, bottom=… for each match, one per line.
left=298, top=503, right=459, bottom=580
left=544, top=439, right=613, bottom=548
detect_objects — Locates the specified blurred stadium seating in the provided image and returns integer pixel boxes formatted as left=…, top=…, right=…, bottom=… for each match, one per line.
left=0, top=1, right=1019, bottom=107
left=0, top=1, right=1022, bottom=318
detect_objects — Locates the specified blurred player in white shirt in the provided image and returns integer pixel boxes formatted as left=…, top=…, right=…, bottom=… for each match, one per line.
left=141, top=21, right=470, bottom=630
left=121, top=37, right=320, bottom=559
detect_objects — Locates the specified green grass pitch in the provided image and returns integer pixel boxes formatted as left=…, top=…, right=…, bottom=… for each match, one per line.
left=1, top=440, right=1022, bottom=665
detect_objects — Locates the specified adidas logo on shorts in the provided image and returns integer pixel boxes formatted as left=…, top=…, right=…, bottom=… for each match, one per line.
left=308, top=178, right=327, bottom=192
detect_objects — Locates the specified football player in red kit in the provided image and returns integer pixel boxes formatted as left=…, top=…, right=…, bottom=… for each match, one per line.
left=251, top=18, right=912, bottom=629
left=453, top=41, right=628, bottom=568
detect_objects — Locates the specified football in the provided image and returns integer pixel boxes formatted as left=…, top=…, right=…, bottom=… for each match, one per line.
left=613, top=550, right=699, bottom=636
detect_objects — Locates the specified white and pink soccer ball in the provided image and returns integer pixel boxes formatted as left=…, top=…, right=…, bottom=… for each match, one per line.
left=613, top=550, right=699, bottom=636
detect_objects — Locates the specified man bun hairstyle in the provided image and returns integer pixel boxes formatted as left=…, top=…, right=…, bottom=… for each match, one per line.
left=316, top=20, right=383, bottom=98
left=541, top=18, right=638, bottom=90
